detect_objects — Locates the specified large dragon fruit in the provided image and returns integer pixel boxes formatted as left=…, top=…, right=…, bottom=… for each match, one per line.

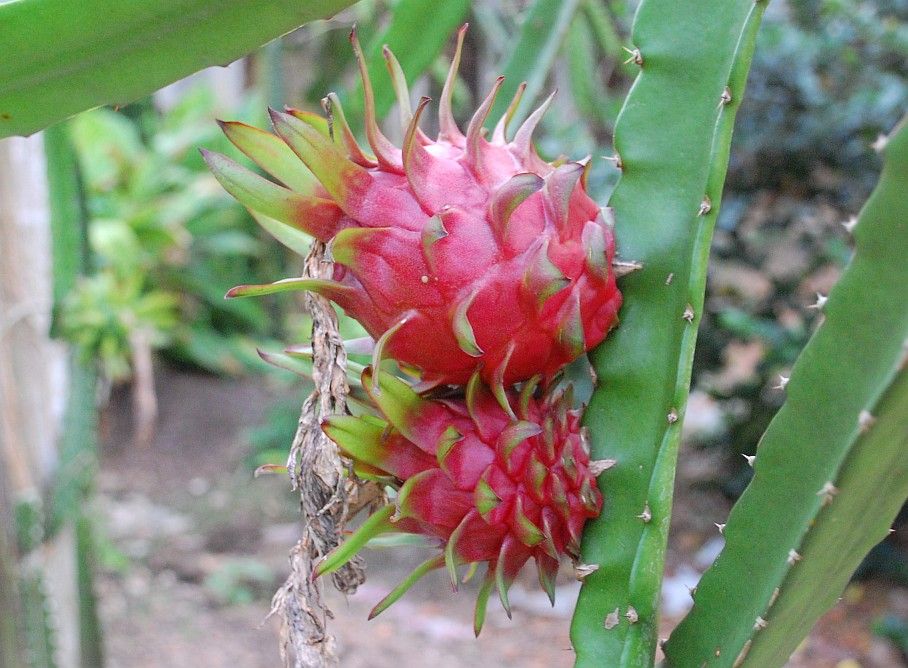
left=203, top=25, right=623, bottom=390
left=316, top=369, right=609, bottom=634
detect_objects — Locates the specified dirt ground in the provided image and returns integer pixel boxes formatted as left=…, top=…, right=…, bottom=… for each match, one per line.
left=95, top=366, right=907, bottom=667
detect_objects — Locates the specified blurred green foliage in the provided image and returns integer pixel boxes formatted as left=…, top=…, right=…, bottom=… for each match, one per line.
left=244, top=397, right=304, bottom=470
left=731, top=0, right=908, bottom=198
left=876, top=614, right=908, bottom=659
left=60, top=87, right=286, bottom=381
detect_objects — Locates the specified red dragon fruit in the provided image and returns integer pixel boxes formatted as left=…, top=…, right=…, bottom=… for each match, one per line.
left=203, top=25, right=623, bottom=391
left=316, top=368, right=609, bottom=634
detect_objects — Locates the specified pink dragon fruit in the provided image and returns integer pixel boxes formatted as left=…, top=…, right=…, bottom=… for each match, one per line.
left=316, top=369, right=609, bottom=634
left=203, top=25, right=623, bottom=391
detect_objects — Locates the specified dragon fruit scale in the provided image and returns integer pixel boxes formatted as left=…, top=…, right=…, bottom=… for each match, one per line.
left=204, top=25, right=623, bottom=390
left=316, top=368, right=609, bottom=634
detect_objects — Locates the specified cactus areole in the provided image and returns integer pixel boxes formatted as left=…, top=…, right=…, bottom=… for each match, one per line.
left=206, top=24, right=623, bottom=390
left=317, top=369, right=605, bottom=634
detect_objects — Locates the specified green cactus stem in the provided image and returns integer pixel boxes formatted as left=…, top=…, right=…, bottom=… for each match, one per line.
left=0, top=0, right=362, bottom=139
left=570, top=1, right=767, bottom=665
left=0, top=509, right=24, bottom=668
left=15, top=495, right=57, bottom=668
left=664, top=114, right=908, bottom=667
left=45, top=122, right=105, bottom=667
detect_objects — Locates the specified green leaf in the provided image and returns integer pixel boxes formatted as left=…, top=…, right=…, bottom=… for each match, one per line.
left=566, top=15, right=613, bottom=131
left=248, top=210, right=313, bottom=257
left=69, top=110, right=145, bottom=192
left=364, top=533, right=435, bottom=549
left=0, top=0, right=359, bottom=139
left=487, top=0, right=583, bottom=130
left=341, top=0, right=470, bottom=123
left=665, top=116, right=908, bottom=667
left=582, top=0, right=623, bottom=60
left=88, top=219, right=142, bottom=269
left=570, top=1, right=767, bottom=665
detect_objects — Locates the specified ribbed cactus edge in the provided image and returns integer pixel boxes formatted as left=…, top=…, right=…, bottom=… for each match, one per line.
left=664, top=114, right=908, bottom=667
left=571, top=1, right=767, bottom=666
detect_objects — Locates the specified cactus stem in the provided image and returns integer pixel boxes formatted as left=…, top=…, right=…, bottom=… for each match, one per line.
left=817, top=481, right=839, bottom=505
left=637, top=503, right=652, bottom=523
left=774, top=375, right=790, bottom=390
left=622, top=45, right=644, bottom=66
left=573, top=0, right=772, bottom=659
left=604, top=608, right=621, bottom=630
left=842, top=215, right=858, bottom=233
left=858, top=410, right=876, bottom=432
left=665, top=272, right=674, bottom=285
left=753, top=617, right=768, bottom=631
left=715, top=522, right=726, bottom=534
left=786, top=549, right=802, bottom=565
left=574, top=563, right=600, bottom=580
left=742, top=453, right=756, bottom=467
left=682, top=304, right=695, bottom=322
left=808, top=293, right=828, bottom=310
left=626, top=606, right=639, bottom=623
left=698, top=196, right=712, bottom=216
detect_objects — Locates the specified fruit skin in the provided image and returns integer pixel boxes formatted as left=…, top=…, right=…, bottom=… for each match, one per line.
left=205, top=25, right=622, bottom=390
left=316, top=368, right=604, bottom=634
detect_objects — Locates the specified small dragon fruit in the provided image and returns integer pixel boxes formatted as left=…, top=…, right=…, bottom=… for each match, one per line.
left=316, top=368, right=609, bottom=634
left=204, top=25, right=623, bottom=390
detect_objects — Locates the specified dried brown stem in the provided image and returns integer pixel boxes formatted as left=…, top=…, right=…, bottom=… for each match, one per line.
left=272, top=241, right=375, bottom=668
